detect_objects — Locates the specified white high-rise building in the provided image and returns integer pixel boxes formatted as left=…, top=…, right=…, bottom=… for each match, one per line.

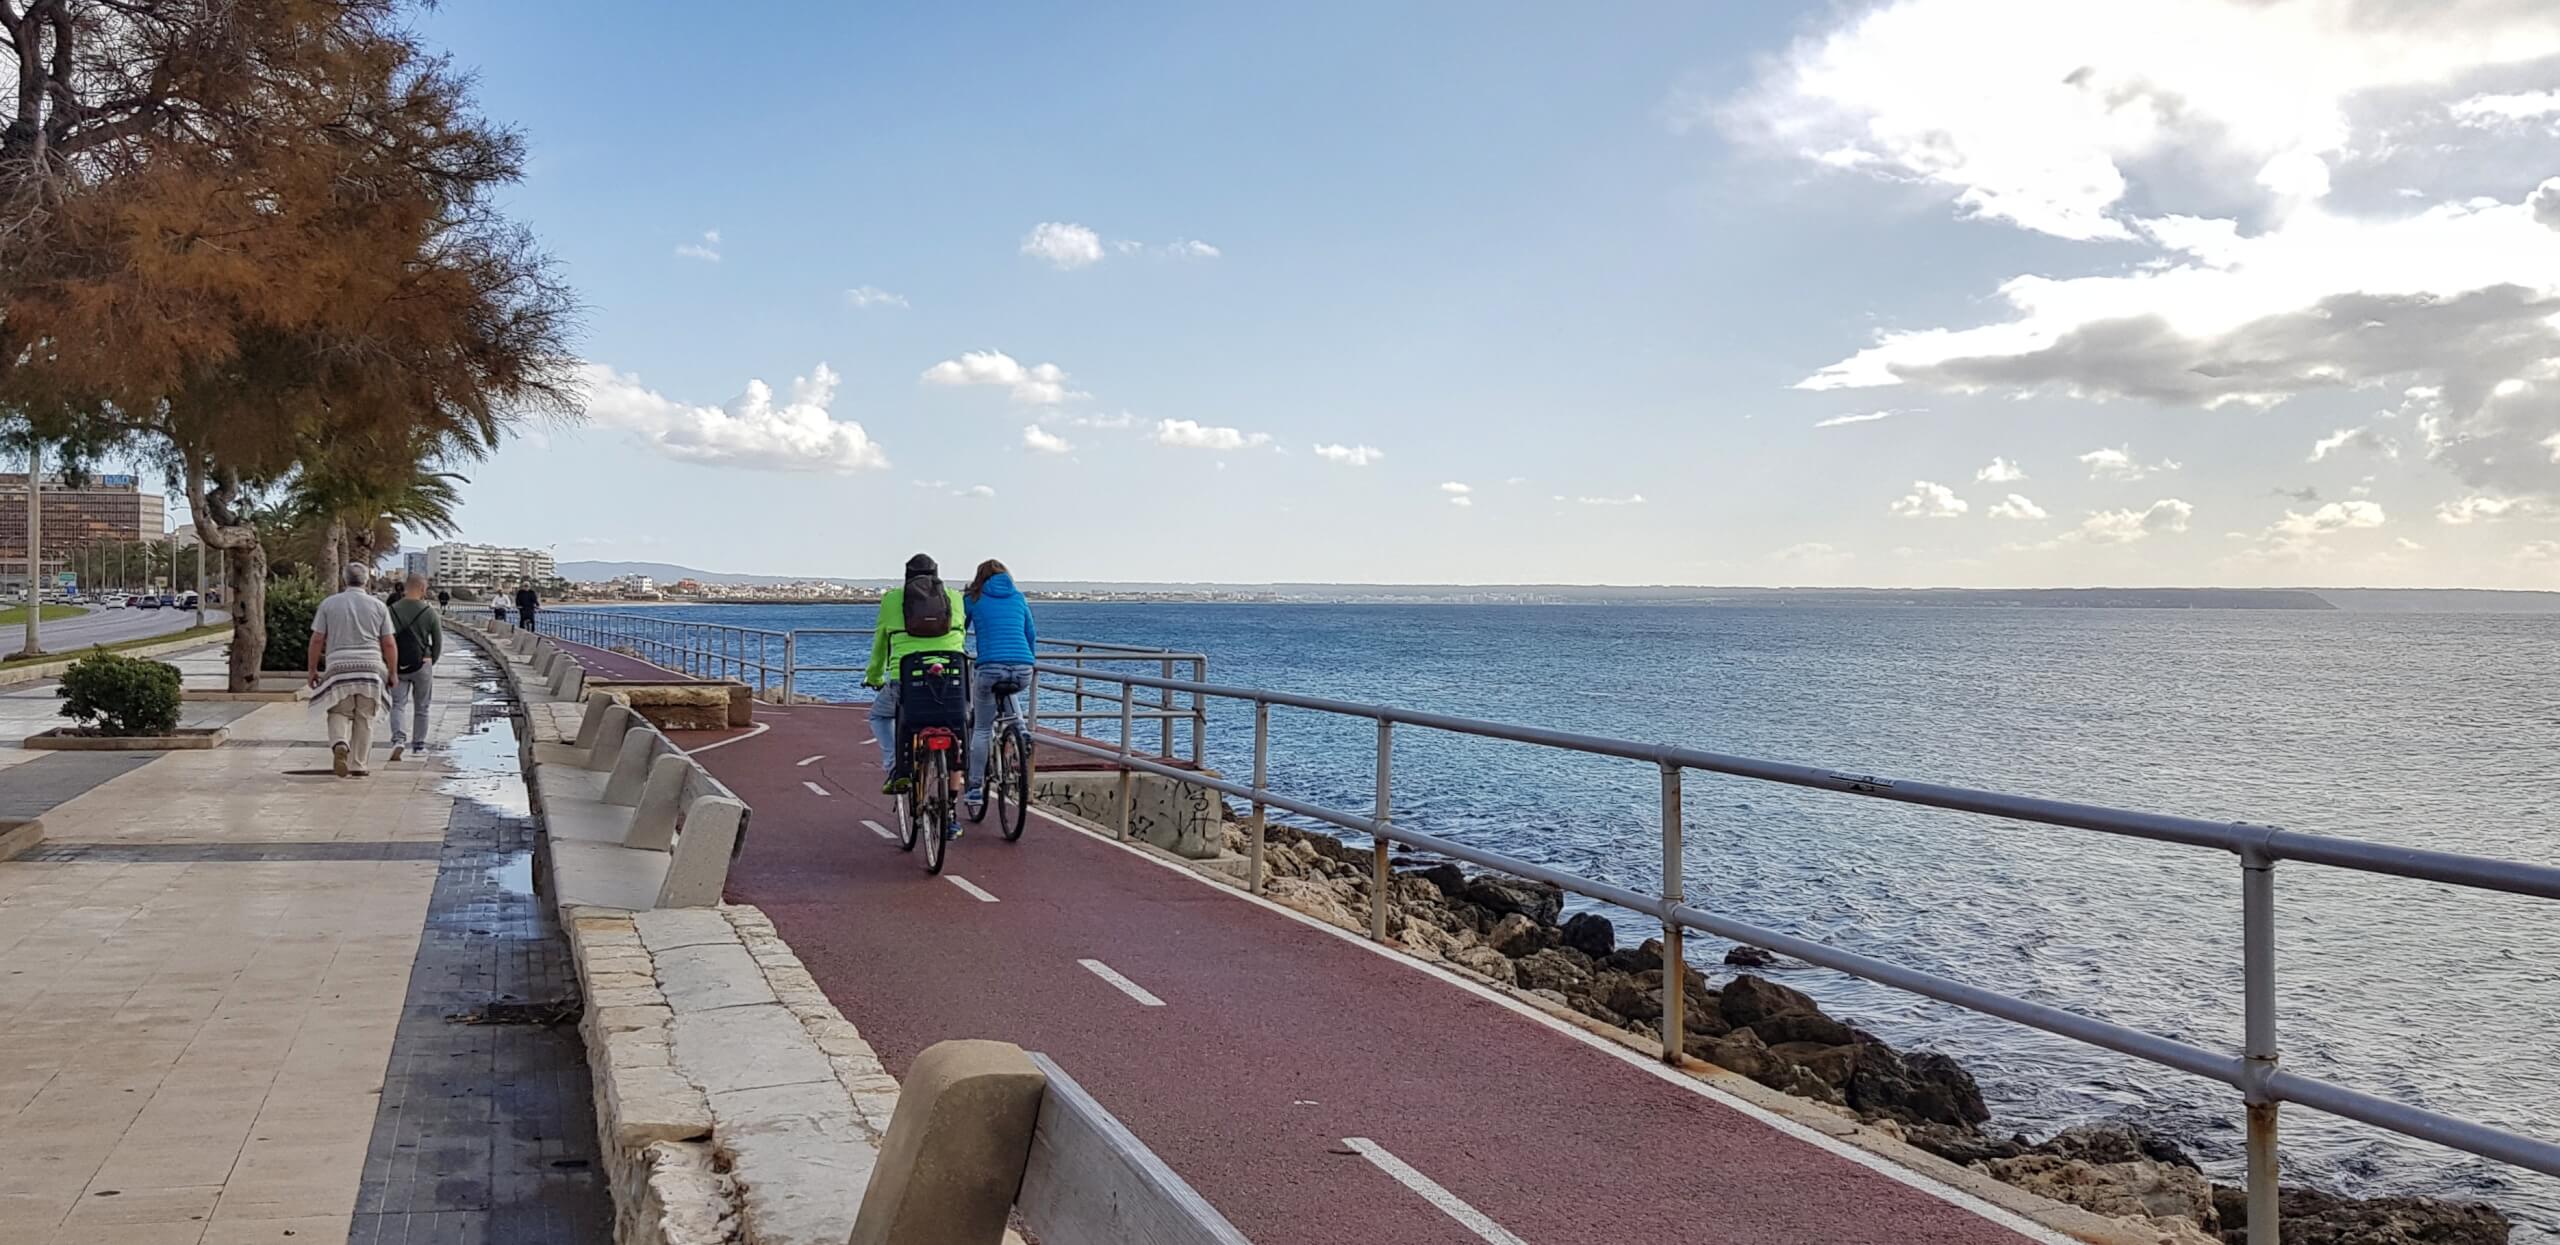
left=423, top=543, right=555, bottom=587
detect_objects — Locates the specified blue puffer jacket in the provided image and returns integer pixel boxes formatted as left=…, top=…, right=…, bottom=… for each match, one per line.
left=968, top=572, right=1038, bottom=665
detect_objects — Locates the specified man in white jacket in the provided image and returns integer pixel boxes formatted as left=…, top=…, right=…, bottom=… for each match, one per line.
left=307, top=562, right=397, bottom=777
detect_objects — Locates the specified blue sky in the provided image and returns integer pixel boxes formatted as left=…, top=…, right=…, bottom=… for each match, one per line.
left=408, top=1, right=2560, bottom=588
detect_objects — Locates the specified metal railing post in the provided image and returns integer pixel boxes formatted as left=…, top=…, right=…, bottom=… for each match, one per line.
left=1371, top=719, right=1393, bottom=942
left=1660, top=763, right=1686, bottom=1065
left=1191, top=658, right=1207, bottom=767
left=1073, top=649, right=1088, bottom=741
left=782, top=633, right=797, bottom=704
left=1159, top=657, right=1175, bottom=758
left=1115, top=685, right=1135, bottom=842
left=1248, top=701, right=1269, bottom=895
left=2243, top=846, right=2280, bottom=1245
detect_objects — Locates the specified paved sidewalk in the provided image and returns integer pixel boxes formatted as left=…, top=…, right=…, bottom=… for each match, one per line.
left=0, top=647, right=610, bottom=1244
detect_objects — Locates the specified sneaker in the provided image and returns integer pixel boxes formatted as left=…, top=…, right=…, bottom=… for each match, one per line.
left=881, top=776, right=912, bottom=795
left=332, top=742, right=350, bottom=778
left=965, top=800, right=985, bottom=821
left=962, top=787, right=983, bottom=805
left=388, top=742, right=405, bottom=764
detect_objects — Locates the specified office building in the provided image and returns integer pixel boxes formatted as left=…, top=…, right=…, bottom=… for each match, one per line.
left=0, top=473, right=167, bottom=587
left=423, top=543, right=555, bottom=588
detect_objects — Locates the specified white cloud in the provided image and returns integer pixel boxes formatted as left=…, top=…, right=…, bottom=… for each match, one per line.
left=920, top=350, right=1078, bottom=405
left=1154, top=419, right=1271, bottom=451
left=2251, top=499, right=2386, bottom=557
left=578, top=361, right=888, bottom=473
left=2397, top=537, right=2427, bottom=552
left=1167, top=239, right=1223, bottom=260
left=1726, top=0, right=2560, bottom=241
left=1889, top=480, right=1967, bottom=519
left=846, top=285, right=908, bottom=309
left=1022, top=222, right=1106, bottom=270
left=1770, top=541, right=1851, bottom=570
left=956, top=484, right=995, bottom=499
left=1988, top=493, right=2047, bottom=521
left=675, top=229, right=721, bottom=262
left=1022, top=425, right=1073, bottom=455
left=2437, top=494, right=2540, bottom=524
left=1061, top=410, right=1138, bottom=431
left=2453, top=90, right=2560, bottom=126
left=1313, top=443, right=1384, bottom=467
left=2079, top=446, right=2180, bottom=482
left=1815, top=410, right=1898, bottom=428
left=2077, top=498, right=2194, bottom=544
left=1575, top=494, right=1646, bottom=506
left=1975, top=457, right=2026, bottom=483
left=1441, top=481, right=1474, bottom=508
left=2309, top=425, right=2400, bottom=462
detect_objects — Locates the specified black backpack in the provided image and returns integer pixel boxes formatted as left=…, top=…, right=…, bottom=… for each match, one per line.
left=900, top=576, right=951, bottom=637
left=390, top=602, right=427, bottom=674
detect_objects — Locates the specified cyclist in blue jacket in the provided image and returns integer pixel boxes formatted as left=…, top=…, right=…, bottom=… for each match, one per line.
left=963, top=559, right=1037, bottom=816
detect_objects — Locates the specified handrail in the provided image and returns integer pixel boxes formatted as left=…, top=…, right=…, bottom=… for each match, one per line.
left=1027, top=660, right=2560, bottom=1243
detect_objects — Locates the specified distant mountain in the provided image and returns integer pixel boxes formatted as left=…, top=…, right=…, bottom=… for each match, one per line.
left=557, top=560, right=824, bottom=587
left=2304, top=588, right=2560, bottom=614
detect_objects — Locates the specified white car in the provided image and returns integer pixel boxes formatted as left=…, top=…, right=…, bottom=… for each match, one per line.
left=106, top=595, right=128, bottom=609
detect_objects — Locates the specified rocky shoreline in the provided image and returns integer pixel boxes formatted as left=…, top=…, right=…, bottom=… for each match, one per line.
left=1237, top=818, right=2511, bottom=1245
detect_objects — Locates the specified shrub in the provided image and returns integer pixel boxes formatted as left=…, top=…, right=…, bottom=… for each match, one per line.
left=57, top=651, right=183, bottom=737
left=262, top=572, right=325, bottom=672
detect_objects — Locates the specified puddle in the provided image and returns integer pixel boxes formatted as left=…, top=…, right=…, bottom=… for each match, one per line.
left=486, top=849, right=535, bottom=897
left=434, top=677, right=531, bottom=819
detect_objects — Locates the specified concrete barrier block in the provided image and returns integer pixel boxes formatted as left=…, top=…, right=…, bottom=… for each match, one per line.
left=574, top=691, right=621, bottom=748
left=560, top=665, right=586, bottom=702
left=605, top=728, right=672, bottom=806
left=849, top=1040, right=1047, bottom=1245
left=628, top=754, right=694, bottom=851
left=657, top=797, right=742, bottom=908
left=587, top=705, right=639, bottom=771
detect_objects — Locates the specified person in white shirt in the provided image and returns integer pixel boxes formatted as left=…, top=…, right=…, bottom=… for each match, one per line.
left=306, top=562, right=397, bottom=777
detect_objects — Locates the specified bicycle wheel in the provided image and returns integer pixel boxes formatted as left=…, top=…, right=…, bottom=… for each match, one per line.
left=920, top=751, right=950, bottom=875
left=895, top=781, right=918, bottom=853
left=997, top=728, right=1030, bottom=842
left=966, top=739, right=992, bottom=825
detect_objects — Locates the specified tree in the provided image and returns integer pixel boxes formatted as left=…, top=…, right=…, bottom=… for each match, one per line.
left=0, top=2, right=579, bottom=688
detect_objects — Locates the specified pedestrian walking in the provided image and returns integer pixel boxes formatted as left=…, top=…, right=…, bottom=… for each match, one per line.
left=305, top=562, right=395, bottom=778
left=387, top=573, right=443, bottom=762
left=513, top=582, right=541, bottom=633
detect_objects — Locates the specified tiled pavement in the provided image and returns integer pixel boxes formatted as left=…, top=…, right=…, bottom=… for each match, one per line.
left=0, top=647, right=610, bottom=1244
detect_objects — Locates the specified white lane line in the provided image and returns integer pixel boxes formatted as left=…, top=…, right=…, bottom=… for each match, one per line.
left=1342, top=1138, right=1529, bottom=1245
left=945, top=876, right=1000, bottom=903
left=682, top=721, right=770, bottom=755
left=1076, top=959, right=1164, bottom=1007
left=861, top=819, right=895, bottom=840
left=1023, top=805, right=2076, bottom=1245
left=796, top=754, right=825, bottom=767
left=802, top=780, right=830, bottom=797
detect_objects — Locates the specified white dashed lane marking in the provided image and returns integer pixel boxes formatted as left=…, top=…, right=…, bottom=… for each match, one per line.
left=945, top=876, right=999, bottom=903
left=802, top=781, right=830, bottom=797
left=861, top=819, right=895, bottom=840
left=1077, top=959, right=1164, bottom=1007
left=796, top=754, right=824, bottom=767
left=1342, top=1138, right=1530, bottom=1245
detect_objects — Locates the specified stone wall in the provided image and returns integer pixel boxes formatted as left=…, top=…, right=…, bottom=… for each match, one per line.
left=1031, top=768, right=1224, bottom=859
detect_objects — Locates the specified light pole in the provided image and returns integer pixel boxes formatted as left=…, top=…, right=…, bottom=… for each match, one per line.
left=22, top=444, right=42, bottom=657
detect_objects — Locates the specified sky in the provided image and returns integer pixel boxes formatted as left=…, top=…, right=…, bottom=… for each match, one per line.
left=401, top=0, right=2560, bottom=589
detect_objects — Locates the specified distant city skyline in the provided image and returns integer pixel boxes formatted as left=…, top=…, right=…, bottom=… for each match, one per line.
left=416, top=1, right=2560, bottom=590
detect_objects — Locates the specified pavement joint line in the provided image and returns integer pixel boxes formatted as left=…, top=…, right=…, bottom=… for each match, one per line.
left=796, top=754, right=825, bottom=766
left=1022, top=804, right=2080, bottom=1245
left=1077, top=957, right=1164, bottom=1007
left=944, top=875, right=999, bottom=903
left=861, top=818, right=896, bottom=840
left=683, top=720, right=771, bottom=754
left=802, top=780, right=830, bottom=797
left=1343, top=1137, right=1530, bottom=1245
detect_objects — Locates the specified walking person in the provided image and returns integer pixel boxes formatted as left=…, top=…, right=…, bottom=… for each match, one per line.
left=306, top=562, right=396, bottom=778
left=862, top=553, right=967, bottom=793
left=513, top=582, right=541, bottom=633
left=962, top=560, right=1037, bottom=817
left=387, top=573, right=443, bottom=762
left=436, top=587, right=451, bottom=610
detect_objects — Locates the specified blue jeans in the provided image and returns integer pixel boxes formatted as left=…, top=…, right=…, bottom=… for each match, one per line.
left=967, top=662, right=1033, bottom=796
left=868, top=683, right=900, bottom=774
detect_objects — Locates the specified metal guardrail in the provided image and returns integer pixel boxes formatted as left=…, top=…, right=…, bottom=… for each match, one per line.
left=1026, top=661, right=2560, bottom=1245
left=546, top=607, right=791, bottom=696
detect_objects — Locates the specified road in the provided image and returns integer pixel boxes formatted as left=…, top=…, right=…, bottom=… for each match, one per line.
left=644, top=676, right=2062, bottom=1245
left=10, top=603, right=224, bottom=652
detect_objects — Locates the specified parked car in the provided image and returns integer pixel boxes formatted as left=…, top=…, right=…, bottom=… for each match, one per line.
left=180, top=592, right=199, bottom=610
left=158, top=594, right=177, bottom=608
left=136, top=595, right=160, bottom=610
left=106, top=595, right=127, bottom=609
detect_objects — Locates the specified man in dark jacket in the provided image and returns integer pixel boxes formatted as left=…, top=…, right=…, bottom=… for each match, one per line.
left=513, top=583, right=540, bottom=632
left=387, top=574, right=444, bottom=762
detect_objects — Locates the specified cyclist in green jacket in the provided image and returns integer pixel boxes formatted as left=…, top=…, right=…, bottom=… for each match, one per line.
left=864, top=553, right=968, bottom=792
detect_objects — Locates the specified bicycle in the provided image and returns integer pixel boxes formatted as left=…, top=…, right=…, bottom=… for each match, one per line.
left=966, top=674, right=1032, bottom=842
left=889, top=652, right=969, bottom=875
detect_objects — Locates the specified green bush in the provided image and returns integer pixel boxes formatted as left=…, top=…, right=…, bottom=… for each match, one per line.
left=57, top=651, right=183, bottom=737
left=262, top=573, right=325, bottom=672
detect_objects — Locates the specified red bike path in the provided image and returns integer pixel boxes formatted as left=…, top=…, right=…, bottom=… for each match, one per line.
left=548, top=638, right=2047, bottom=1244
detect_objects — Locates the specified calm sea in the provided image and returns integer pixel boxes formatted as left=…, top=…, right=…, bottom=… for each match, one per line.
left=619, top=600, right=2560, bottom=1237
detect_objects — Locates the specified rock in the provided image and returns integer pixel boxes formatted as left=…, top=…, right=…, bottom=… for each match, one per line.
left=1606, top=940, right=1665, bottom=974
left=1407, top=862, right=1467, bottom=897
left=1746, top=1008, right=1860, bottom=1048
left=2035, top=1122, right=2200, bottom=1171
left=1528, top=988, right=1569, bottom=1007
left=1449, top=945, right=1516, bottom=986
left=1487, top=913, right=1547, bottom=958
left=1462, top=875, right=1564, bottom=925
left=1569, top=995, right=1627, bottom=1029
left=1263, top=877, right=1361, bottom=929
left=1596, top=974, right=1660, bottom=1022
left=1725, top=945, right=1779, bottom=968
left=1984, top=1154, right=2218, bottom=1239
left=2210, top=1184, right=2511, bottom=1245
left=1770, top=1041, right=1859, bottom=1089
left=1900, top=1121, right=2029, bottom=1166
left=1558, top=912, right=1616, bottom=958
left=1691, top=1028, right=1780, bottom=1078
left=1718, top=974, right=1822, bottom=1029
left=1513, top=948, right=1593, bottom=996
left=1845, top=1037, right=1989, bottom=1128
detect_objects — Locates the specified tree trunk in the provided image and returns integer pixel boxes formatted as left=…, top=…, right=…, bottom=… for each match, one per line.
left=322, top=518, right=345, bottom=582
left=184, top=457, right=269, bottom=694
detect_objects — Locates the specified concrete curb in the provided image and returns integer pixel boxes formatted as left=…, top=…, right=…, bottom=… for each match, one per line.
left=0, top=819, right=43, bottom=862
